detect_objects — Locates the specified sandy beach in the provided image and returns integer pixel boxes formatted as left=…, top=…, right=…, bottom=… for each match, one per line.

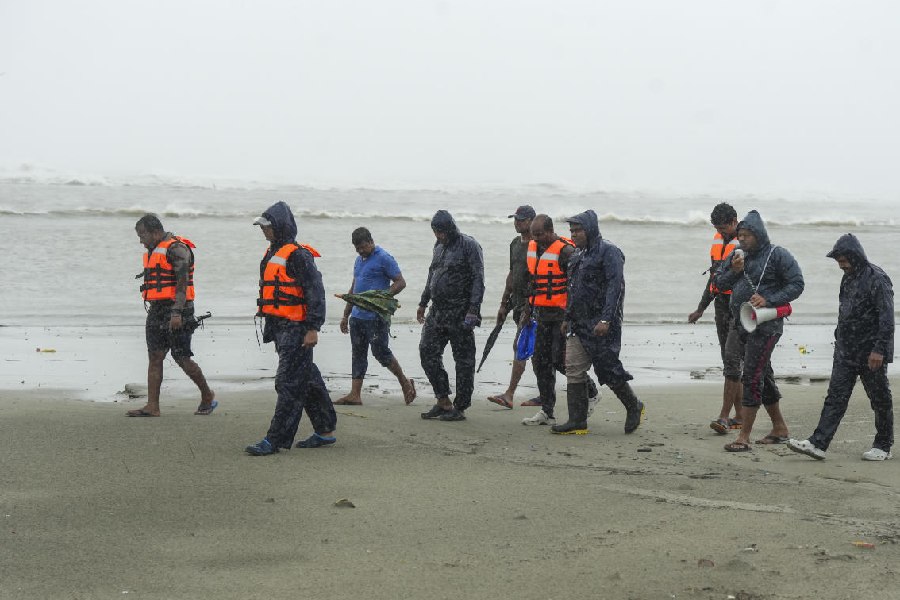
left=3, top=374, right=899, bottom=600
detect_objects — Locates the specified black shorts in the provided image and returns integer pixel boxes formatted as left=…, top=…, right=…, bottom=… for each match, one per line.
left=145, top=302, right=194, bottom=359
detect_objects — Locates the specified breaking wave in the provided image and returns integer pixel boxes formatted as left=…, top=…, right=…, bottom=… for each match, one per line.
left=2, top=165, right=897, bottom=227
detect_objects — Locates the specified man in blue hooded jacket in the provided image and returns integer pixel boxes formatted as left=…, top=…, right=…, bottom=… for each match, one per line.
left=788, top=234, right=894, bottom=461
left=551, top=210, right=644, bottom=435
left=714, top=210, right=804, bottom=452
left=417, top=210, right=485, bottom=422
left=245, top=201, right=337, bottom=455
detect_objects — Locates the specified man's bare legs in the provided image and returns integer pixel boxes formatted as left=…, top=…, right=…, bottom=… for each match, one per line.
left=127, top=350, right=167, bottom=416
left=730, top=402, right=788, bottom=447
left=176, top=356, right=215, bottom=412
left=758, top=402, right=789, bottom=440
left=720, top=377, right=743, bottom=424
left=336, top=379, right=364, bottom=405
left=127, top=351, right=214, bottom=416
left=387, top=357, right=416, bottom=404
left=488, top=358, right=527, bottom=408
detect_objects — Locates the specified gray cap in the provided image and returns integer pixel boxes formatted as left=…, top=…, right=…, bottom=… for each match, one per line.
left=508, top=205, right=536, bottom=220
left=252, top=216, right=272, bottom=227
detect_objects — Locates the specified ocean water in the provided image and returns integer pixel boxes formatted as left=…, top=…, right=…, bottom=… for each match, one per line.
left=1, top=175, right=897, bottom=397
left=1, top=177, right=897, bottom=328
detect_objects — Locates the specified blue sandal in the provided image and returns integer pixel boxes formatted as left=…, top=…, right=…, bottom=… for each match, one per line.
left=295, top=433, right=336, bottom=448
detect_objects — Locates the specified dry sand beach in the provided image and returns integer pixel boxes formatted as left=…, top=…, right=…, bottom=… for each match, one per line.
left=3, top=377, right=899, bottom=600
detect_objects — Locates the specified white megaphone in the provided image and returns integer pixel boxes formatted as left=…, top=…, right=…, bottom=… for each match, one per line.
left=739, top=302, right=793, bottom=333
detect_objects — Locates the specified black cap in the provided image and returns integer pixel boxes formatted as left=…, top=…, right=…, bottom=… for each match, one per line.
left=508, top=205, right=536, bottom=220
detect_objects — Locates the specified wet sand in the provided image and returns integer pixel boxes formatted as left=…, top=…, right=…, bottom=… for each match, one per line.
left=2, top=379, right=899, bottom=600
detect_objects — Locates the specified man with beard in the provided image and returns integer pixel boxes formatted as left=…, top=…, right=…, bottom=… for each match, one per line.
left=418, top=210, right=485, bottom=422
left=715, top=210, right=804, bottom=452
left=551, top=210, right=644, bottom=435
left=788, top=234, right=894, bottom=461
left=488, top=205, right=536, bottom=408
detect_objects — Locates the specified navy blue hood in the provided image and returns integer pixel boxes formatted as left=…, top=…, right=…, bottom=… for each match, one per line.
left=827, top=233, right=869, bottom=269
left=736, top=210, right=770, bottom=252
left=566, top=210, right=601, bottom=248
left=260, top=201, right=298, bottom=245
left=431, top=210, right=460, bottom=239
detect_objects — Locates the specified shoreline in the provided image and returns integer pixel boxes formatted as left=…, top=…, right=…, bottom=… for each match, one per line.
left=1, top=322, right=841, bottom=402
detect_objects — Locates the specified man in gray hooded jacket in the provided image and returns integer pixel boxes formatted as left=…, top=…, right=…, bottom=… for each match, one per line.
left=417, top=210, right=485, bottom=422
left=788, top=234, right=894, bottom=461
left=715, top=210, right=804, bottom=452
left=551, top=210, right=644, bottom=435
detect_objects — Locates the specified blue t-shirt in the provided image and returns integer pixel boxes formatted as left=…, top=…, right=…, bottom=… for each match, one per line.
left=352, top=246, right=402, bottom=320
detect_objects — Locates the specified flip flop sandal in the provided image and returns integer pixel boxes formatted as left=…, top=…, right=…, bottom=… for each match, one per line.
left=728, top=418, right=743, bottom=430
left=126, top=409, right=159, bottom=417
left=194, top=399, right=219, bottom=416
left=756, top=435, right=789, bottom=444
left=334, top=398, right=363, bottom=406
left=724, top=441, right=752, bottom=452
left=709, top=418, right=729, bottom=435
left=488, top=395, right=513, bottom=409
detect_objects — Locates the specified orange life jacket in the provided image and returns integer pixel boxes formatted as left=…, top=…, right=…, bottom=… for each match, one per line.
left=526, top=237, right=573, bottom=308
left=709, top=233, right=738, bottom=295
left=140, top=236, right=195, bottom=301
left=257, top=243, right=321, bottom=321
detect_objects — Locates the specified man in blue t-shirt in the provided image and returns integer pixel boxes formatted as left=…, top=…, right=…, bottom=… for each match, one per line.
left=336, top=227, right=416, bottom=405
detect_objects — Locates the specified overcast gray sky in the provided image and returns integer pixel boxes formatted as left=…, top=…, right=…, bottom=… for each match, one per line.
left=1, top=0, right=898, bottom=193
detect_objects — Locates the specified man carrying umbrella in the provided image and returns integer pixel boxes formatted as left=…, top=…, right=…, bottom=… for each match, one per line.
left=336, top=227, right=416, bottom=405
left=486, top=205, right=536, bottom=408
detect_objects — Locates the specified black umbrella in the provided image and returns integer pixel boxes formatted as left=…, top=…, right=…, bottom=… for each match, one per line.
left=476, top=320, right=505, bottom=373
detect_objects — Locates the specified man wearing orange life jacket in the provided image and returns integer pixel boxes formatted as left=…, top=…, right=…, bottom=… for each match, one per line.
left=687, top=203, right=743, bottom=435
left=129, top=214, right=215, bottom=417
left=521, top=214, right=599, bottom=427
left=245, top=201, right=336, bottom=456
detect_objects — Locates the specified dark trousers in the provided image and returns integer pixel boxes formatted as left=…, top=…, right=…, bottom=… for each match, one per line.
left=810, top=359, right=894, bottom=452
left=266, top=327, right=336, bottom=448
left=533, top=319, right=565, bottom=417
left=349, top=316, right=394, bottom=379
left=419, top=319, right=476, bottom=411
left=717, top=303, right=743, bottom=380
left=741, top=331, right=782, bottom=407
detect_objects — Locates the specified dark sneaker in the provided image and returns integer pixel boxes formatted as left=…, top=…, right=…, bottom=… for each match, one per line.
left=624, top=401, right=644, bottom=434
left=551, top=421, right=588, bottom=435
left=295, top=433, right=337, bottom=448
left=438, top=407, right=466, bottom=422
left=245, top=438, right=279, bottom=456
left=421, top=404, right=449, bottom=420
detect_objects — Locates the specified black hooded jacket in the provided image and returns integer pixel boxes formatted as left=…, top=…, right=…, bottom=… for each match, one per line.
left=827, top=233, right=894, bottom=364
left=715, top=210, right=804, bottom=335
left=419, top=210, right=485, bottom=324
left=258, top=201, right=326, bottom=337
left=565, top=210, right=626, bottom=340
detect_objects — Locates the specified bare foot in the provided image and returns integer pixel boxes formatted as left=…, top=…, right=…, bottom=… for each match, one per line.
left=402, top=379, right=417, bottom=405
left=334, top=394, right=362, bottom=406
left=126, top=406, right=160, bottom=417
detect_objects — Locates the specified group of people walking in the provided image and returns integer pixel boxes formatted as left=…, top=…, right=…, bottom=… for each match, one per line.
left=689, top=203, right=894, bottom=460
left=129, top=199, right=894, bottom=462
